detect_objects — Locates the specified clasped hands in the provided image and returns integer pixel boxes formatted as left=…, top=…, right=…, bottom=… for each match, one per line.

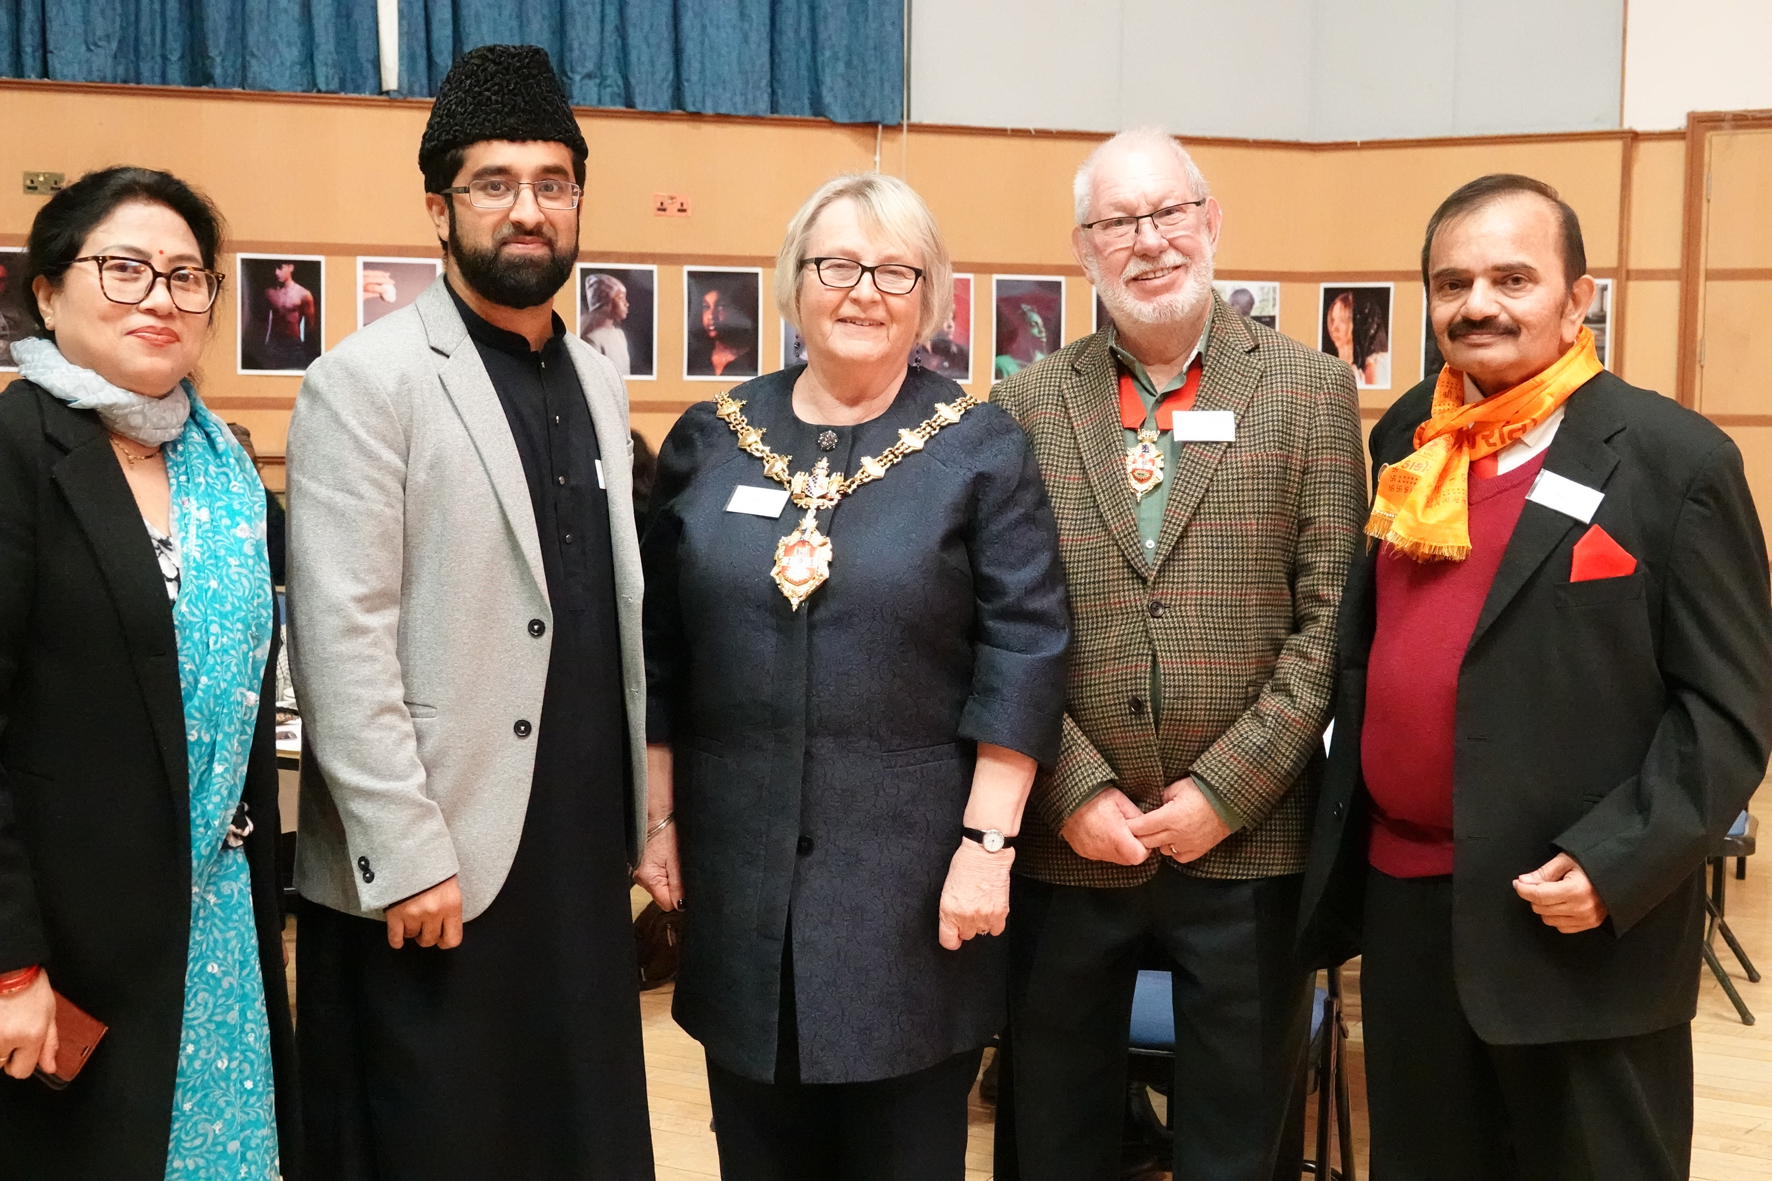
left=1059, top=778, right=1231, bottom=867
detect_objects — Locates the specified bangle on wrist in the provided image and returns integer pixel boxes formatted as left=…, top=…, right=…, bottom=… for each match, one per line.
left=0, top=965, right=41, bottom=995
left=645, top=812, right=675, bottom=843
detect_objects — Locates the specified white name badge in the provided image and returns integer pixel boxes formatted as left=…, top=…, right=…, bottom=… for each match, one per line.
left=1526, top=469, right=1604, bottom=523
left=726, top=485, right=791, bottom=518
left=1171, top=411, right=1236, bottom=443
left=595, top=459, right=606, bottom=489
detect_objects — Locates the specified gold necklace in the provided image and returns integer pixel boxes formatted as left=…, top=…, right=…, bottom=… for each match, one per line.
left=713, top=389, right=980, bottom=610
left=109, top=435, right=163, bottom=467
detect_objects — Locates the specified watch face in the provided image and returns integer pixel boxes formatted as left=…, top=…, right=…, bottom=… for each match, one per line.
left=982, top=829, right=1005, bottom=853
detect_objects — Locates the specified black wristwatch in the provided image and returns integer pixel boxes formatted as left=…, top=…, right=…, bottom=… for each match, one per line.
left=962, top=826, right=1017, bottom=853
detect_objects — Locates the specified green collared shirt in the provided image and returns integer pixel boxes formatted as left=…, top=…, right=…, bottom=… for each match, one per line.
left=1105, top=313, right=1246, bottom=832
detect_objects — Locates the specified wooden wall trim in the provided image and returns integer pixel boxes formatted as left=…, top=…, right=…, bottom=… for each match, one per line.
left=1676, top=109, right=1772, bottom=409
left=1612, top=131, right=1636, bottom=373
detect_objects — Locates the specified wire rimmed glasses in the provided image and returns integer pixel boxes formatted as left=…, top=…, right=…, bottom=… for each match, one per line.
left=439, top=178, right=583, bottom=211
left=802, top=257, right=924, bottom=295
left=1079, top=198, right=1208, bottom=246
left=71, top=255, right=224, bottom=314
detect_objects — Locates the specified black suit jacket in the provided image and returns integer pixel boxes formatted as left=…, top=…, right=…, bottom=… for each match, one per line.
left=1299, top=371, right=1772, bottom=1044
left=0, top=380, right=299, bottom=1179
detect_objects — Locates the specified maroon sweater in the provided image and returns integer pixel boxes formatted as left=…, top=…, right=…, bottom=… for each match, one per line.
left=1361, top=455, right=1545, bottom=877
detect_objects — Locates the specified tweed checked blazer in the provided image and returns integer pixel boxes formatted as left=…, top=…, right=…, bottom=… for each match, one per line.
left=992, top=294, right=1366, bottom=886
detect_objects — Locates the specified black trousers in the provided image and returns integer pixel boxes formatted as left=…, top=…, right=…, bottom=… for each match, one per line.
left=998, top=867, right=1313, bottom=1181
left=705, top=932, right=983, bottom=1181
left=1361, top=869, right=1694, bottom=1181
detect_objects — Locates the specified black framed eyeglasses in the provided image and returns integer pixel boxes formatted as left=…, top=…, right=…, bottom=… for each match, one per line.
left=803, top=257, right=924, bottom=296
left=439, top=178, right=583, bottom=211
left=1079, top=198, right=1208, bottom=244
left=71, top=255, right=224, bottom=313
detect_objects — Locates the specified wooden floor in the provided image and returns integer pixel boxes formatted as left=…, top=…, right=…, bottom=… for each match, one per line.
left=284, top=806, right=1772, bottom=1180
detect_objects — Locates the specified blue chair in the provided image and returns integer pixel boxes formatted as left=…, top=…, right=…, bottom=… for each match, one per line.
left=1127, top=964, right=1356, bottom=1180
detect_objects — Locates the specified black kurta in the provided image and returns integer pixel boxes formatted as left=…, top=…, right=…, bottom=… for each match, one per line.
left=297, top=292, right=652, bottom=1180
left=643, top=365, right=1070, bottom=1085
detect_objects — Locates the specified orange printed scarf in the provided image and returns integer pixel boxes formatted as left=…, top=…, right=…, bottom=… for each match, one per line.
left=1365, top=326, right=1602, bottom=561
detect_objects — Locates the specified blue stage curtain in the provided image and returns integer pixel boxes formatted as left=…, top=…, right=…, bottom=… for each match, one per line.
left=0, top=0, right=380, bottom=93
left=0, top=0, right=901, bottom=124
left=396, top=0, right=902, bottom=124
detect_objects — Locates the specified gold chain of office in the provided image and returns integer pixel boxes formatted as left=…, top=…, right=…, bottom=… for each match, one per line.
left=712, top=389, right=981, bottom=609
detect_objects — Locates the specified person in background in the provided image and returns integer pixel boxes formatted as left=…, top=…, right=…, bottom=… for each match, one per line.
left=286, top=45, right=653, bottom=1180
left=580, top=271, right=632, bottom=375
left=639, top=171, right=1069, bottom=1181
left=630, top=427, right=657, bottom=533
left=1300, top=173, right=1772, bottom=1181
left=990, top=127, right=1365, bottom=1181
left=227, top=422, right=286, bottom=586
left=0, top=166, right=295, bottom=1179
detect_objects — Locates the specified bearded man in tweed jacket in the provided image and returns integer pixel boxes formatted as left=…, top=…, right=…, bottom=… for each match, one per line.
left=991, top=128, right=1366, bottom=1181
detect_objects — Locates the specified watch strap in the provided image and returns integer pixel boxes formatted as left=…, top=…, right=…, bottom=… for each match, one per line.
left=961, top=826, right=1017, bottom=850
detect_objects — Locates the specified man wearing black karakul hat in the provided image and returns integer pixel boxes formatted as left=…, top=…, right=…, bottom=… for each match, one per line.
left=286, top=44, right=660, bottom=1178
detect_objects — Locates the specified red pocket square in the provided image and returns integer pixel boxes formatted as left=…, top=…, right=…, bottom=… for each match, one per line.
left=1570, top=524, right=1637, bottom=582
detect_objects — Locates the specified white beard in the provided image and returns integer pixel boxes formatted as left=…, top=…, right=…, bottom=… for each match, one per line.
left=1090, top=246, right=1215, bottom=328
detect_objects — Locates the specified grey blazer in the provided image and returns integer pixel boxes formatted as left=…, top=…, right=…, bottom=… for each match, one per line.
left=286, top=278, right=648, bottom=921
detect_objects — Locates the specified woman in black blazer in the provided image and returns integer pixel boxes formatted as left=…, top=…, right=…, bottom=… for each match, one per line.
left=0, top=169, right=297, bottom=1179
left=637, top=173, right=1069, bottom=1180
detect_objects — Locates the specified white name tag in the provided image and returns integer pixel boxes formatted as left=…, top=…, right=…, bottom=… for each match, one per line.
left=595, top=459, right=606, bottom=489
left=1171, top=411, right=1236, bottom=443
left=725, top=485, right=791, bottom=518
left=1526, top=470, right=1604, bottom=523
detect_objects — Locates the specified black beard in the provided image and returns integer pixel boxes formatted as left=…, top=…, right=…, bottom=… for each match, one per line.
left=446, top=209, right=576, bottom=310
left=1447, top=315, right=1520, bottom=341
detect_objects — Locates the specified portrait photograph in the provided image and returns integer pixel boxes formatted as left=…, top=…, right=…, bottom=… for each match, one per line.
left=911, top=273, right=972, bottom=383
left=0, top=248, right=28, bottom=370
left=238, top=253, right=325, bottom=375
left=358, top=257, right=441, bottom=330
left=993, top=276, right=1064, bottom=383
left=685, top=266, right=761, bottom=381
left=1585, top=277, right=1613, bottom=369
left=1215, top=280, right=1279, bottom=328
left=577, top=264, right=656, bottom=379
left=1319, top=282, right=1393, bottom=390
left=782, top=322, right=809, bottom=369
left=1093, top=292, right=1109, bottom=334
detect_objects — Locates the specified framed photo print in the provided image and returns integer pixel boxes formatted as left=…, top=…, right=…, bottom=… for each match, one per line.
left=912, top=273, right=973, bottom=383
left=993, top=276, right=1064, bottom=383
left=358, top=257, right=441, bottom=330
left=1319, top=282, right=1393, bottom=390
left=577, top=264, right=657, bottom=379
left=0, top=248, right=28, bottom=370
left=239, top=254, right=325, bottom=375
left=685, top=267, right=762, bottom=381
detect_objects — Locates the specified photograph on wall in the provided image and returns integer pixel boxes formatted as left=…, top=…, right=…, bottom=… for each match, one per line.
left=1319, top=282, right=1392, bottom=390
left=685, top=266, right=761, bottom=381
left=238, top=253, right=324, bottom=375
left=993, top=276, right=1064, bottom=383
left=782, top=322, right=808, bottom=369
left=911, top=273, right=972, bottom=382
left=577, top=264, right=656, bottom=379
left=358, top=257, right=441, bottom=330
left=1585, top=277, right=1612, bottom=369
left=0, top=248, right=28, bottom=370
left=1214, top=280, right=1279, bottom=328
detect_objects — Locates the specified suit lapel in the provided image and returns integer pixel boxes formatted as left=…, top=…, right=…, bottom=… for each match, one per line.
left=43, top=400, right=190, bottom=821
left=1467, top=383, right=1622, bottom=650
left=565, top=338, right=642, bottom=588
left=1153, top=298, right=1260, bottom=568
left=417, top=281, right=549, bottom=602
left=1060, top=333, right=1149, bottom=572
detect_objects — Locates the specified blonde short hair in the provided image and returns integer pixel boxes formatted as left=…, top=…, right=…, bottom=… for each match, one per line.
left=774, top=173, right=953, bottom=344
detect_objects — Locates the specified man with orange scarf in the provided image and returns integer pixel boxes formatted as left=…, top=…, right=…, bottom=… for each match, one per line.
left=1299, top=174, right=1772, bottom=1180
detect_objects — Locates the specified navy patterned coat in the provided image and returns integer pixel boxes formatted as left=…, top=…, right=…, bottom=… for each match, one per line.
left=643, top=364, right=1069, bottom=1084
